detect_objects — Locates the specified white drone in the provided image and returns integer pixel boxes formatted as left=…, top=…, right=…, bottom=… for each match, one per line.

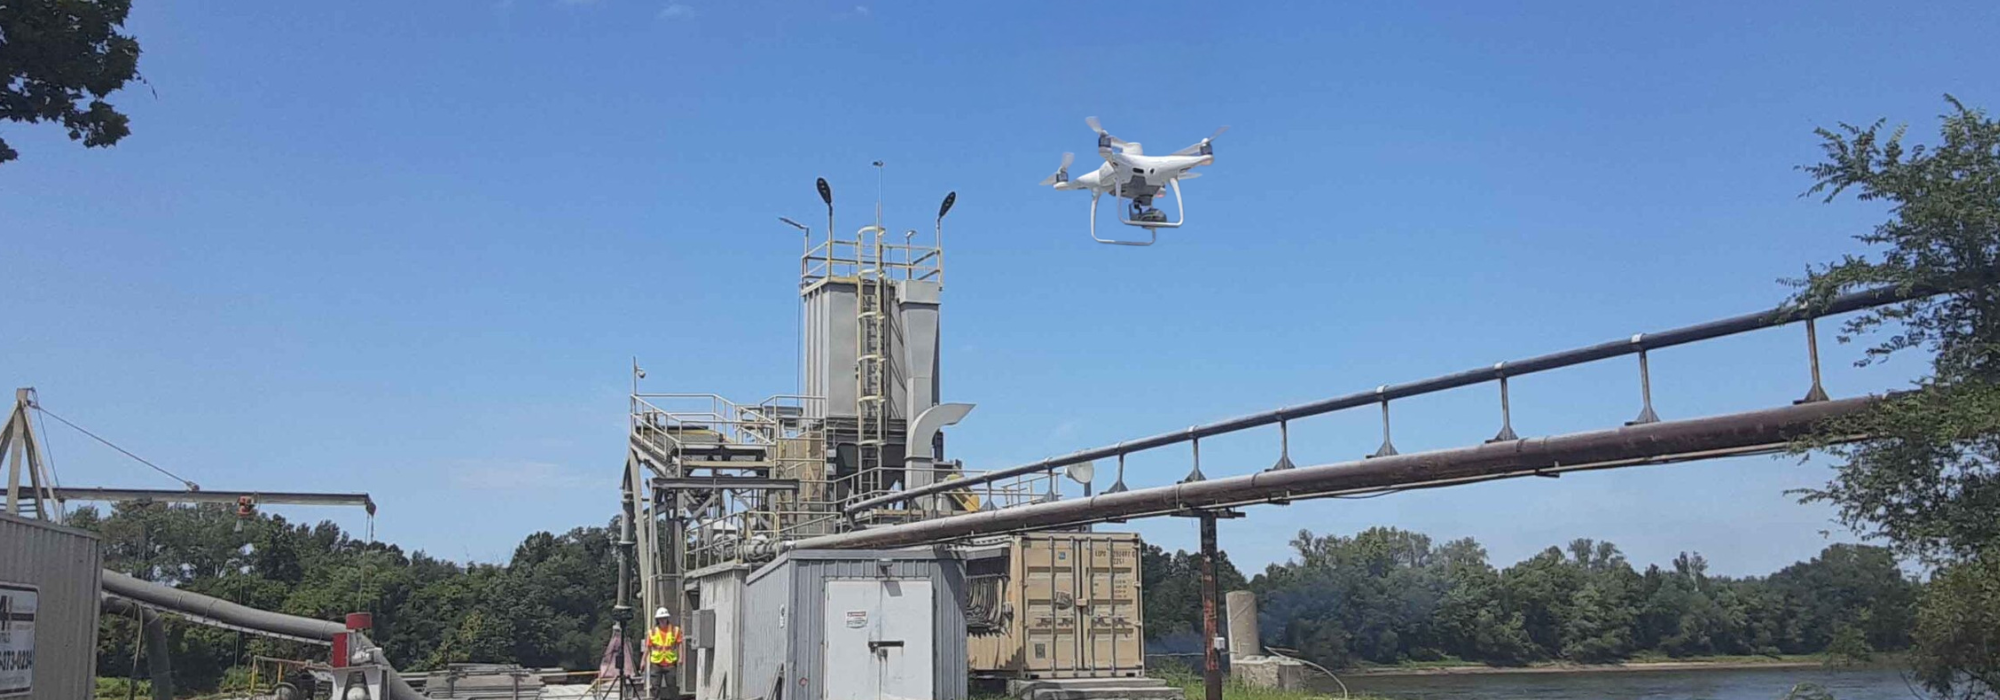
left=1040, top=117, right=1227, bottom=246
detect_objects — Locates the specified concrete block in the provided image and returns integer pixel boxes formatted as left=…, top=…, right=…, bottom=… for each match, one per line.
left=1229, top=656, right=1309, bottom=691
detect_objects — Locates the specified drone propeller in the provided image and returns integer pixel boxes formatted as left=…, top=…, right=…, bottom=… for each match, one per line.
left=1038, top=152, right=1075, bottom=186
left=1085, top=116, right=1129, bottom=151
left=1170, top=125, right=1230, bottom=157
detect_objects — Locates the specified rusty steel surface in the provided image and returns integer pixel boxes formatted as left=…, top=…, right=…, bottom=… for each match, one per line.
left=1199, top=514, right=1222, bottom=700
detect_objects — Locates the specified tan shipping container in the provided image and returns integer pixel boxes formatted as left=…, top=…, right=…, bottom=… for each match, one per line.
left=966, top=532, right=1145, bottom=679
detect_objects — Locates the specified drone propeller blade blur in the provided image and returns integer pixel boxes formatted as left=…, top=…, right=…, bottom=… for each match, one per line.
left=1085, top=116, right=1128, bottom=150
left=1038, top=152, right=1076, bottom=186
left=1171, top=125, right=1230, bottom=157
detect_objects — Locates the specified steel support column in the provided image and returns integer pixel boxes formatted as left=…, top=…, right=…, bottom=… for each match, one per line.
left=1200, top=513, right=1222, bottom=700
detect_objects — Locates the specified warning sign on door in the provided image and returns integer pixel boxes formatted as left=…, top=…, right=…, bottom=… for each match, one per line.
left=0, top=583, right=36, bottom=698
left=845, top=610, right=868, bottom=628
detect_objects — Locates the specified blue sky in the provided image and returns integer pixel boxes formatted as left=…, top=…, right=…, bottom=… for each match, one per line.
left=4, top=1, right=1997, bottom=575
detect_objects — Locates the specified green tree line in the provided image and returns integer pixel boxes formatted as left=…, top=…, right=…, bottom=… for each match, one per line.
left=1140, top=530, right=1918, bottom=670
left=87, top=502, right=1921, bottom=696
left=73, top=503, right=621, bottom=695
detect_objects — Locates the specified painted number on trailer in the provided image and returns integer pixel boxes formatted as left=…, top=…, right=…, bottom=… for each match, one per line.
left=0, top=583, right=36, bottom=698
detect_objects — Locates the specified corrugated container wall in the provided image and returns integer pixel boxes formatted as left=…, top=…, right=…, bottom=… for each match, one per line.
left=966, top=533, right=1144, bottom=679
left=686, top=564, right=750, bottom=700
left=740, top=548, right=968, bottom=700
left=0, top=514, right=103, bottom=700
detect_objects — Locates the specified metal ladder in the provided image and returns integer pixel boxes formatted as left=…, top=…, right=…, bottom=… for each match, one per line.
left=855, top=226, right=891, bottom=499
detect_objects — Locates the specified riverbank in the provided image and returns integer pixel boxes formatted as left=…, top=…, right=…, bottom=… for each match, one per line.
left=1341, top=654, right=1880, bottom=677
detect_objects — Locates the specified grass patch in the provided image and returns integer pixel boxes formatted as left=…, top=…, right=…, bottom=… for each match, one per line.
left=1624, top=652, right=1826, bottom=665
left=970, top=660, right=1399, bottom=700
left=95, top=677, right=151, bottom=700
left=1154, top=658, right=1396, bottom=700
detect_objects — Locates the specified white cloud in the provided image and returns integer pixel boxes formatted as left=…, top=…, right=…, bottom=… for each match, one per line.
left=449, top=460, right=597, bottom=491
left=659, top=3, right=695, bottom=20
left=853, top=5, right=869, bottom=16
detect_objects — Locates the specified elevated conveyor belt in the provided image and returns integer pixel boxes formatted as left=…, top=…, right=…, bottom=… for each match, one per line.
left=789, top=395, right=1877, bottom=550
left=841, top=285, right=1930, bottom=516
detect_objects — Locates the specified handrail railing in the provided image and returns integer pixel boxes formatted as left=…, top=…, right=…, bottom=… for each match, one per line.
left=801, top=230, right=943, bottom=287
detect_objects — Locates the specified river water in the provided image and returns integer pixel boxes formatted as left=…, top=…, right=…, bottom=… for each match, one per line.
left=1331, top=666, right=1930, bottom=700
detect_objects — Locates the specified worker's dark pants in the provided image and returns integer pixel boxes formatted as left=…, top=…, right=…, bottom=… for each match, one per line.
left=652, top=667, right=680, bottom=699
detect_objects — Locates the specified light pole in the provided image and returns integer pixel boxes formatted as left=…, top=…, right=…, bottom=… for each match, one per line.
left=936, top=191, right=956, bottom=287
left=780, top=216, right=811, bottom=399
left=779, top=216, right=811, bottom=278
left=816, top=178, right=834, bottom=253
left=872, top=160, right=885, bottom=226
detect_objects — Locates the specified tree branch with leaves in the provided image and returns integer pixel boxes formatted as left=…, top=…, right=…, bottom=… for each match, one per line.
left=1792, top=95, right=2000, bottom=700
left=0, top=0, right=143, bottom=164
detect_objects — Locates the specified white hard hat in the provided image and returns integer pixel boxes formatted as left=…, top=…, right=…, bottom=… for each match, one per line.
left=654, top=607, right=672, bottom=619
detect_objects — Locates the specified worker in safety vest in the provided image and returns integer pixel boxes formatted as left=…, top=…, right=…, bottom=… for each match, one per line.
left=646, top=607, right=682, bottom=669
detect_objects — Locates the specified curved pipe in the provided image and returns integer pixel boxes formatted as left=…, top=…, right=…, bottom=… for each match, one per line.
left=101, top=570, right=426, bottom=700
left=103, top=570, right=343, bottom=639
left=101, top=596, right=173, bottom=700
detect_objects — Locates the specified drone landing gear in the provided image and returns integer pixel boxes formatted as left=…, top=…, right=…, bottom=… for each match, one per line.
left=1090, top=193, right=1154, bottom=246
left=1090, top=179, right=1185, bottom=246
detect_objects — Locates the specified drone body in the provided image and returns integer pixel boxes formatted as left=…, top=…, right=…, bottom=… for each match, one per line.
left=1040, top=117, right=1226, bottom=245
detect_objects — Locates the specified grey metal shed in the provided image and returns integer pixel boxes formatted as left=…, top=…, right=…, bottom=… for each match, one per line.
left=740, top=547, right=968, bottom=700
left=0, top=513, right=103, bottom=700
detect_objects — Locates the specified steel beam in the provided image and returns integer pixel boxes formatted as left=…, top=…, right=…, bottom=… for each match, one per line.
left=652, top=477, right=800, bottom=491
left=841, top=285, right=1925, bottom=516
left=54, top=487, right=376, bottom=514
left=791, top=395, right=1877, bottom=550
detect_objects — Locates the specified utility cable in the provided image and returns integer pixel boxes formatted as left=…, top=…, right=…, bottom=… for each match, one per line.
left=30, top=406, right=62, bottom=487
left=32, top=403, right=199, bottom=490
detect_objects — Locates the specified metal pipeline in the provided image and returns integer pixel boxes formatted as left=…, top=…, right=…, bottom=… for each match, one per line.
left=101, top=571, right=427, bottom=700
left=101, top=596, right=173, bottom=700
left=797, top=395, right=1877, bottom=549
left=842, top=285, right=1923, bottom=516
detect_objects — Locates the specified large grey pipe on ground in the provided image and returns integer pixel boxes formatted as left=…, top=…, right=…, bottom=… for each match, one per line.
left=101, top=570, right=427, bottom=700
left=790, top=396, right=1877, bottom=550
left=100, top=596, right=173, bottom=700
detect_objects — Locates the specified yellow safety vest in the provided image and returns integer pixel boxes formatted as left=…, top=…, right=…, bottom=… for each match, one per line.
left=648, top=625, right=681, bottom=667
